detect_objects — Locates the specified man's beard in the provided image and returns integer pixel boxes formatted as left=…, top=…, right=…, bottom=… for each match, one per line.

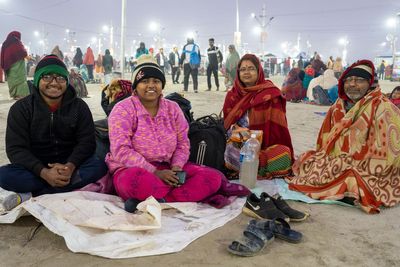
left=344, top=87, right=369, bottom=102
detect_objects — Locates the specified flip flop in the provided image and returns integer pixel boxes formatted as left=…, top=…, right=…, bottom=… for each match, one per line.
left=250, top=218, right=303, bottom=243
left=227, top=222, right=274, bottom=257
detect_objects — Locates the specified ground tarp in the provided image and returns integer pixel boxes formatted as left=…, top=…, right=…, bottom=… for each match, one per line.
left=0, top=191, right=244, bottom=258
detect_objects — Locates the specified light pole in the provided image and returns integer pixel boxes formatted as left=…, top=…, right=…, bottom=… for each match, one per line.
left=338, top=37, right=349, bottom=67
left=234, top=0, right=241, bottom=53
left=386, top=13, right=400, bottom=73
left=251, top=4, right=274, bottom=56
left=120, top=0, right=127, bottom=75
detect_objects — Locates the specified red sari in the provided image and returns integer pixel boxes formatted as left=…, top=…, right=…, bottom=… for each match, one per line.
left=223, top=54, right=294, bottom=178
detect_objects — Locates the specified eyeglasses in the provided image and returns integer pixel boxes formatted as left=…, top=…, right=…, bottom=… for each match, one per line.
left=343, top=77, right=368, bottom=85
left=239, top=67, right=257, bottom=73
left=41, top=74, right=67, bottom=83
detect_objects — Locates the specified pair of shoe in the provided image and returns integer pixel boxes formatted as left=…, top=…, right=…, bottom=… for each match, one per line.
left=206, top=88, right=211, bottom=91
left=227, top=218, right=302, bottom=257
left=194, top=90, right=198, bottom=93
left=242, top=192, right=308, bottom=222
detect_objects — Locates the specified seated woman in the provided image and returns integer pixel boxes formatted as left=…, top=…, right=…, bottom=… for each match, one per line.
left=105, top=55, right=222, bottom=202
left=307, top=69, right=338, bottom=105
left=288, top=60, right=400, bottom=213
left=302, top=65, right=315, bottom=92
left=389, top=86, right=400, bottom=108
left=281, top=67, right=306, bottom=102
left=223, top=54, right=294, bottom=179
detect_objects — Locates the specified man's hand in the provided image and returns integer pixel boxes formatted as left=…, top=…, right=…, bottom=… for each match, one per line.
left=154, top=169, right=179, bottom=187
left=40, top=166, right=70, bottom=187
left=49, top=162, right=76, bottom=178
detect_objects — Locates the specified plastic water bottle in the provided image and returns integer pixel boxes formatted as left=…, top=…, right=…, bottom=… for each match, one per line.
left=239, top=133, right=260, bottom=189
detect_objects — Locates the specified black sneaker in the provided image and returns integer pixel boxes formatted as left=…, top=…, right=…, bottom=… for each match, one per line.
left=242, top=193, right=289, bottom=221
left=266, top=193, right=309, bottom=222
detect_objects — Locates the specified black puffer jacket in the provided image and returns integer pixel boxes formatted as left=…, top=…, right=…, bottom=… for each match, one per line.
left=6, top=84, right=95, bottom=176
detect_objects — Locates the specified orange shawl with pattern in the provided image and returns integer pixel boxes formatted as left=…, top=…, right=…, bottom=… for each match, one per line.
left=288, top=88, right=400, bottom=213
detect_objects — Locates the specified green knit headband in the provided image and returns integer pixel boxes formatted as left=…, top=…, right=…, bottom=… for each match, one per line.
left=34, top=65, right=69, bottom=88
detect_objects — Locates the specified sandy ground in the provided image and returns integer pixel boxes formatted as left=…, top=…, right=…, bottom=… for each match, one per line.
left=0, top=74, right=400, bottom=266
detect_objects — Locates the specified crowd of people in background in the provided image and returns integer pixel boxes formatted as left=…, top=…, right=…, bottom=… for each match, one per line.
left=1, top=30, right=400, bottom=109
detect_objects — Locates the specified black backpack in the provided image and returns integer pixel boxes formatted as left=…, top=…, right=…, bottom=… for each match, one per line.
left=165, top=92, right=194, bottom=123
left=94, top=118, right=110, bottom=160
left=188, top=114, right=226, bottom=173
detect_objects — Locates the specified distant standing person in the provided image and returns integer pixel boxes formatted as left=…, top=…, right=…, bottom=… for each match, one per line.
left=327, top=56, right=334, bottom=69
left=297, top=56, right=304, bottom=70
left=72, top=47, right=83, bottom=68
left=206, top=38, right=223, bottom=91
left=102, top=49, right=113, bottom=85
left=169, top=46, right=181, bottom=84
left=0, top=31, right=30, bottom=100
left=83, top=47, right=95, bottom=82
left=180, top=38, right=201, bottom=93
left=378, top=60, right=385, bottom=80
left=135, top=42, right=148, bottom=59
left=51, top=45, right=64, bottom=61
left=224, top=44, right=240, bottom=90
left=155, top=47, right=167, bottom=73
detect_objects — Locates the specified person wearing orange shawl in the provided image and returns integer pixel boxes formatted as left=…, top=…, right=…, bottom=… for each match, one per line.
left=0, top=31, right=30, bottom=100
left=223, top=54, right=294, bottom=179
left=287, top=60, right=400, bottom=214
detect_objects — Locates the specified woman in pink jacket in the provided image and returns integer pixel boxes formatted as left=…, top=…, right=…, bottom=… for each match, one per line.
left=105, top=55, right=222, bottom=203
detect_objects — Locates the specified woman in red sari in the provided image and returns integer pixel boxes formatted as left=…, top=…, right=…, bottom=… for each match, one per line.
left=0, top=31, right=30, bottom=99
left=223, top=54, right=294, bottom=178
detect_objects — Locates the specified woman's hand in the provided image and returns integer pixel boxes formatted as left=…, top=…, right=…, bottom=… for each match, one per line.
left=154, top=169, right=179, bottom=186
left=171, top=166, right=182, bottom=172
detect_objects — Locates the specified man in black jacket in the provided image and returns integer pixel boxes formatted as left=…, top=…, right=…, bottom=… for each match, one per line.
left=169, top=46, right=180, bottom=84
left=206, top=38, right=223, bottom=91
left=0, top=55, right=107, bottom=207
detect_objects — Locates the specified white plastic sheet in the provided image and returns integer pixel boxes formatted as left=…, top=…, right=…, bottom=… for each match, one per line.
left=0, top=191, right=245, bottom=258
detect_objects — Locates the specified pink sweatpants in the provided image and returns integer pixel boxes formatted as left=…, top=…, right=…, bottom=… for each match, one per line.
left=113, top=162, right=222, bottom=202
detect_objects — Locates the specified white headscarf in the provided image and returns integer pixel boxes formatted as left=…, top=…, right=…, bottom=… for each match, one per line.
left=307, top=69, right=338, bottom=100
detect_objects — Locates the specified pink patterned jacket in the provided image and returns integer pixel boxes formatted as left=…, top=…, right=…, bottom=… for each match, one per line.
left=105, top=95, right=189, bottom=175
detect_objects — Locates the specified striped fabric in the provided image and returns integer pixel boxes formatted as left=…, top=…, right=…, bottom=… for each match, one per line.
left=259, top=144, right=292, bottom=179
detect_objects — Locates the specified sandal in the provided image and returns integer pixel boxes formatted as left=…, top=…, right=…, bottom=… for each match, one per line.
left=250, top=218, right=303, bottom=243
left=227, top=222, right=274, bottom=257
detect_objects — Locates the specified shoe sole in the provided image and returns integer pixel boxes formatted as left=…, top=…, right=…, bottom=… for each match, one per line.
left=286, top=212, right=310, bottom=222
left=242, top=207, right=290, bottom=222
